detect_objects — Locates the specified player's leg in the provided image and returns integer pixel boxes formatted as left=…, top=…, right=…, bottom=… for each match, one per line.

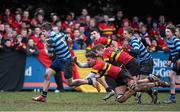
left=138, top=58, right=154, bottom=103
left=117, top=78, right=169, bottom=104
left=54, top=71, right=64, bottom=92
left=175, top=75, right=180, bottom=84
left=116, top=88, right=136, bottom=103
left=70, top=79, right=89, bottom=86
left=115, top=79, right=162, bottom=104
left=125, top=58, right=140, bottom=83
left=164, top=62, right=180, bottom=104
left=43, top=68, right=56, bottom=92
left=64, top=58, right=74, bottom=86
left=164, top=70, right=177, bottom=104
left=116, top=69, right=136, bottom=103
left=116, top=82, right=160, bottom=103
left=115, top=85, right=127, bottom=101
left=32, top=58, right=62, bottom=102
left=125, top=59, right=143, bottom=104
left=96, top=76, right=114, bottom=97
left=32, top=68, right=56, bottom=102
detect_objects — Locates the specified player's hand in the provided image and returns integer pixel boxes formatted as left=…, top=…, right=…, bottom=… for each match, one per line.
left=72, top=56, right=77, bottom=63
left=177, top=60, right=180, bottom=68
left=94, top=75, right=101, bottom=79
left=165, top=61, right=172, bottom=67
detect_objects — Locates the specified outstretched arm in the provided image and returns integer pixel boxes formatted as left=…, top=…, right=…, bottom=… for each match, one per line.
left=76, top=60, right=90, bottom=68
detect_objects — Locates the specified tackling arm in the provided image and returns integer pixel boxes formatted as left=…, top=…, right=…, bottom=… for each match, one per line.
left=76, top=60, right=90, bottom=68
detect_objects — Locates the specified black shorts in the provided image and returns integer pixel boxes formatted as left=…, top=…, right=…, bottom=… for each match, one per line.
left=140, top=58, right=154, bottom=75
left=172, top=62, right=180, bottom=75
left=125, top=58, right=140, bottom=76
left=115, top=69, right=132, bottom=86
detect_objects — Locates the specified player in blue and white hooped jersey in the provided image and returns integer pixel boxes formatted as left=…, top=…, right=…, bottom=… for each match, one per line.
left=31, top=23, right=74, bottom=102
left=123, top=27, right=156, bottom=104
left=32, top=23, right=81, bottom=102
left=123, top=27, right=153, bottom=77
left=163, top=25, right=180, bottom=104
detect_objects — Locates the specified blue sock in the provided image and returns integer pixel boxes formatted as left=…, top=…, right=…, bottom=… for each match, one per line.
left=170, top=94, right=176, bottom=101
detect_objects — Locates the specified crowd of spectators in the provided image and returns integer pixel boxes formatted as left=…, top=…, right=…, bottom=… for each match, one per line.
left=0, top=7, right=179, bottom=56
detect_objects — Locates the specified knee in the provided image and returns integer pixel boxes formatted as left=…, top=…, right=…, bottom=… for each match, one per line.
left=66, top=78, right=73, bottom=86
left=45, top=74, right=51, bottom=81
left=168, top=73, right=172, bottom=79
left=117, top=95, right=126, bottom=103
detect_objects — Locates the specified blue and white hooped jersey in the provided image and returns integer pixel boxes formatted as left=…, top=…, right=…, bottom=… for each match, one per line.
left=48, top=31, right=71, bottom=59
left=130, top=36, right=151, bottom=62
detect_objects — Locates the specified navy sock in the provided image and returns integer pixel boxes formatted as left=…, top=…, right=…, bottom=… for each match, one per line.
left=170, top=94, right=176, bottom=100
left=87, top=78, right=93, bottom=85
left=105, top=87, right=112, bottom=92
left=41, top=91, right=48, bottom=97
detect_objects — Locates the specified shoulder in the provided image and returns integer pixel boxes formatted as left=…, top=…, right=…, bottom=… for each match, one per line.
left=131, top=37, right=139, bottom=43
left=172, top=36, right=180, bottom=42
left=93, top=60, right=104, bottom=68
left=50, top=31, right=57, bottom=37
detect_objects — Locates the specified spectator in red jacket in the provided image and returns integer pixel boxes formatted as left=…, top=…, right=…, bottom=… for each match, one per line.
left=1, top=8, right=14, bottom=25
left=22, top=10, right=31, bottom=22
left=117, top=18, right=130, bottom=47
left=11, top=13, right=22, bottom=33
left=98, top=14, right=116, bottom=38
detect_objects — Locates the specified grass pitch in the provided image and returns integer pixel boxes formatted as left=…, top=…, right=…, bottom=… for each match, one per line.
left=0, top=91, right=180, bottom=111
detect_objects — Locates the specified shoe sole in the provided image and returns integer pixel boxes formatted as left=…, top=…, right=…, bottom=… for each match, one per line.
left=32, top=98, right=46, bottom=102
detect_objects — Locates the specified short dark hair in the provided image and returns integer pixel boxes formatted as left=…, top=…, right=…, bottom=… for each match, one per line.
left=85, top=51, right=97, bottom=58
left=124, top=27, right=134, bottom=34
left=176, top=24, right=180, bottom=31
left=166, top=25, right=176, bottom=33
left=90, top=29, right=99, bottom=33
left=91, top=44, right=105, bottom=51
left=42, top=22, right=52, bottom=31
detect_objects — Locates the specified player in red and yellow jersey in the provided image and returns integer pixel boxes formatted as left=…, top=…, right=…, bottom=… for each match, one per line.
left=89, top=30, right=119, bottom=99
left=92, top=45, right=170, bottom=103
left=92, top=44, right=139, bottom=77
left=71, top=51, right=135, bottom=98
left=71, top=51, right=169, bottom=103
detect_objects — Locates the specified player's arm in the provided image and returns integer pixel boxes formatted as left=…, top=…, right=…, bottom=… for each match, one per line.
left=71, top=72, right=96, bottom=87
left=76, top=60, right=90, bottom=68
left=45, top=47, right=54, bottom=57
left=73, top=56, right=90, bottom=68
left=165, top=54, right=172, bottom=66
left=96, top=76, right=114, bottom=96
left=105, top=38, right=118, bottom=48
left=172, top=38, right=180, bottom=63
left=129, top=40, right=140, bottom=57
left=130, top=43, right=140, bottom=55
left=96, top=76, right=109, bottom=89
left=44, top=38, right=54, bottom=57
left=112, top=40, right=118, bottom=48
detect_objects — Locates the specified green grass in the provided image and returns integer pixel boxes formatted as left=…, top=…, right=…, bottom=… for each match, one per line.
left=0, top=92, right=180, bottom=111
